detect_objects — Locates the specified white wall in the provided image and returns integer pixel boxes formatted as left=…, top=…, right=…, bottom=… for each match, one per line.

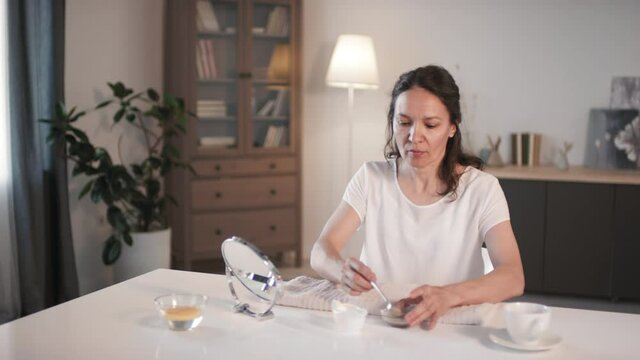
left=64, top=0, right=640, bottom=290
left=66, top=0, right=164, bottom=294
left=301, top=0, right=640, bottom=258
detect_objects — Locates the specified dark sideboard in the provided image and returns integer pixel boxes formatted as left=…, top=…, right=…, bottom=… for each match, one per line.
left=486, top=166, right=640, bottom=301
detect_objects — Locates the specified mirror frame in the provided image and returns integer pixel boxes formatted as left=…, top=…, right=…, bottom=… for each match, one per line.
left=221, top=236, right=283, bottom=320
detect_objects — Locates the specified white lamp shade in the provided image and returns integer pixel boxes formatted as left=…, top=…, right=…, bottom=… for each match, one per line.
left=326, top=34, right=379, bottom=90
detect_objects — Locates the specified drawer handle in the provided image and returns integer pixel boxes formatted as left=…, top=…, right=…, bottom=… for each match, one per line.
left=270, top=189, right=277, bottom=196
left=270, top=225, right=277, bottom=231
left=269, top=163, right=276, bottom=170
left=215, top=228, right=222, bottom=236
left=215, top=192, right=222, bottom=199
left=214, top=164, right=221, bottom=171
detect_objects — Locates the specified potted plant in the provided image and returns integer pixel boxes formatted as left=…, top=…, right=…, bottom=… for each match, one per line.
left=43, top=82, right=194, bottom=278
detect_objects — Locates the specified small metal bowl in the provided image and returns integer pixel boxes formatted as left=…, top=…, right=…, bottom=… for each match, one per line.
left=380, top=303, right=416, bottom=328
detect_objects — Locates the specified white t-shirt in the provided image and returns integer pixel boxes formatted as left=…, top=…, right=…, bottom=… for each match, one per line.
left=343, top=160, right=510, bottom=286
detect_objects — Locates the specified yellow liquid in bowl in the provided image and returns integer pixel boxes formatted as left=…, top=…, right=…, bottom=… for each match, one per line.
left=161, top=306, right=203, bottom=330
left=163, top=306, right=201, bottom=321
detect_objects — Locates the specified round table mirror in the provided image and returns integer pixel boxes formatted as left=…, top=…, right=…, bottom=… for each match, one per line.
left=221, top=236, right=283, bottom=320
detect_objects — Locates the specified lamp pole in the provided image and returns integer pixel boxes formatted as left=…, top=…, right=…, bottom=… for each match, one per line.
left=347, top=86, right=354, bottom=182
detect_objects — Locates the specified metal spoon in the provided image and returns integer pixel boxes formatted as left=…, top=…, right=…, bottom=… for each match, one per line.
left=370, top=281, right=410, bottom=328
left=369, top=281, right=393, bottom=311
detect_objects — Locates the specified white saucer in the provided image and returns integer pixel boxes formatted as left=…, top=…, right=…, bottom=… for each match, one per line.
left=489, top=330, right=562, bottom=351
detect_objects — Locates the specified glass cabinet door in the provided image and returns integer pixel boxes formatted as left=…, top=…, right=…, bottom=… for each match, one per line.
left=249, top=1, right=292, bottom=151
left=194, top=0, right=240, bottom=153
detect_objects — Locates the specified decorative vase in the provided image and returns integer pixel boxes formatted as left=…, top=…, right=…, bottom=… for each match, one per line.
left=554, top=142, right=573, bottom=171
left=486, top=150, right=504, bottom=167
left=486, top=135, right=504, bottom=167
left=555, top=153, right=569, bottom=171
left=113, top=228, right=171, bottom=282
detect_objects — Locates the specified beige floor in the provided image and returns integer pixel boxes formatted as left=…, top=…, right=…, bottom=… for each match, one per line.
left=278, top=262, right=640, bottom=315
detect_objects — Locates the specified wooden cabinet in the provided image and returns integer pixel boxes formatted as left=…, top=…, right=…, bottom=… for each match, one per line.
left=164, top=0, right=302, bottom=270
left=544, top=182, right=614, bottom=297
left=612, top=185, right=640, bottom=300
left=500, top=180, right=546, bottom=292
left=500, top=176, right=640, bottom=300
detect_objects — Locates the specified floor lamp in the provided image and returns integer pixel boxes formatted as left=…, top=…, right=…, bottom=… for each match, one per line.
left=326, top=34, right=379, bottom=180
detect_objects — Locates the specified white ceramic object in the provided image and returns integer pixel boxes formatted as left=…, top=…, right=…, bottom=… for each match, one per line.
left=113, top=228, right=171, bottom=282
left=490, top=329, right=562, bottom=351
left=503, top=302, right=551, bottom=345
left=331, top=300, right=367, bottom=334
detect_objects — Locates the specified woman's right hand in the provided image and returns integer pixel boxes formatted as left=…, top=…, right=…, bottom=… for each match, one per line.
left=340, top=257, right=376, bottom=295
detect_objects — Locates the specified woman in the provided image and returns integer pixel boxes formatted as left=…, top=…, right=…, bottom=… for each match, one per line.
left=310, top=65, right=524, bottom=329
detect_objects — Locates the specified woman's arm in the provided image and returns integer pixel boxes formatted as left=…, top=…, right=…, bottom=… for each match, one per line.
left=310, top=201, right=376, bottom=294
left=405, top=220, right=525, bottom=328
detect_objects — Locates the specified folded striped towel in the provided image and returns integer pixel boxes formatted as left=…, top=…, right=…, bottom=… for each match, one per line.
left=277, top=276, right=504, bottom=327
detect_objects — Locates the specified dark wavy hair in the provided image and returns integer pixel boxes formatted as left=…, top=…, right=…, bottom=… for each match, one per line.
left=384, top=65, right=483, bottom=198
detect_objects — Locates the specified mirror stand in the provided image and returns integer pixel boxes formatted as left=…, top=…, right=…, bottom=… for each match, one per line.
left=221, top=236, right=282, bottom=321
left=225, top=265, right=276, bottom=320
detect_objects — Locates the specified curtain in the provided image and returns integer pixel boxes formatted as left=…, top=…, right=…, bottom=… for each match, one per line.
left=0, top=0, right=78, bottom=323
left=0, top=0, right=19, bottom=324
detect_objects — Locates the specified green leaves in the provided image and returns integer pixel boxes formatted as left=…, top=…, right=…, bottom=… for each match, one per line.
left=108, top=82, right=134, bottom=99
left=102, top=235, right=122, bottom=265
left=107, top=206, right=129, bottom=232
left=55, top=102, right=67, bottom=120
left=147, top=88, right=159, bottom=102
left=45, top=81, right=193, bottom=265
left=95, top=100, right=113, bottom=109
left=78, top=179, right=95, bottom=199
left=114, top=108, right=125, bottom=123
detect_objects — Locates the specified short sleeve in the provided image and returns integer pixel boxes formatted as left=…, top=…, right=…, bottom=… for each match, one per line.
left=479, top=177, right=510, bottom=238
left=342, top=163, right=367, bottom=222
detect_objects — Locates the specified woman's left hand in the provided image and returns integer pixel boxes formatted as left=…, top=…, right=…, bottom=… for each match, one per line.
left=404, top=285, right=461, bottom=329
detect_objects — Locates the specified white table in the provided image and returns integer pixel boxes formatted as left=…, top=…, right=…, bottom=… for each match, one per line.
left=1, top=269, right=639, bottom=359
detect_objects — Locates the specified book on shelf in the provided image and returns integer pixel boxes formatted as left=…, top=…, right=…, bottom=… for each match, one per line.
left=274, top=126, right=283, bottom=146
left=196, top=0, right=220, bottom=32
left=521, top=134, right=530, bottom=166
left=510, top=132, right=541, bottom=167
left=271, top=89, right=288, bottom=117
left=196, top=39, right=218, bottom=79
left=196, top=40, right=210, bottom=79
left=197, top=110, right=227, bottom=118
left=263, top=126, right=275, bottom=148
left=195, top=44, right=205, bottom=79
left=195, top=14, right=205, bottom=33
left=278, top=127, right=288, bottom=147
left=199, top=136, right=235, bottom=147
left=262, top=125, right=287, bottom=148
left=529, top=133, right=541, bottom=166
left=265, top=6, right=288, bottom=36
left=257, top=99, right=275, bottom=116
left=197, top=100, right=227, bottom=117
left=205, top=40, right=218, bottom=78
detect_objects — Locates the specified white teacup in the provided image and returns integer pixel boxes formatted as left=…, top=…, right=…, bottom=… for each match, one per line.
left=503, top=302, right=551, bottom=345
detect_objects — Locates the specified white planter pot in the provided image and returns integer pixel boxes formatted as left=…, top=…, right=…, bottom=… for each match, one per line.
left=113, top=228, right=171, bottom=283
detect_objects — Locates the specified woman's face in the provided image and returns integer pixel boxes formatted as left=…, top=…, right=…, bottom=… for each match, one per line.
left=393, top=87, right=456, bottom=169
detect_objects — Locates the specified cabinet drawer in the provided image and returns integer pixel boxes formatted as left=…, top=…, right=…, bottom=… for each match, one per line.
left=192, top=208, right=297, bottom=254
left=192, top=157, right=296, bottom=177
left=192, top=176, right=296, bottom=210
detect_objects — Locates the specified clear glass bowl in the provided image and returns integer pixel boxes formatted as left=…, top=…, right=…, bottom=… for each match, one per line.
left=155, top=293, right=207, bottom=331
left=331, top=300, right=367, bottom=334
